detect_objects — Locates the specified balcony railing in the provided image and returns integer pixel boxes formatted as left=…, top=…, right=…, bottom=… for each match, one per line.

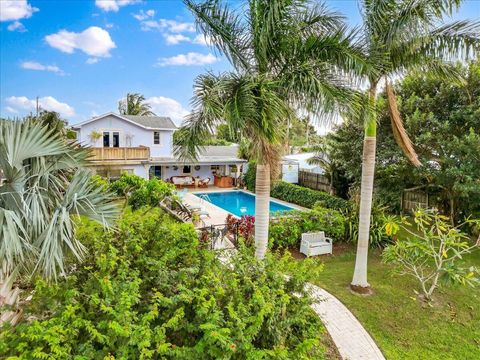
left=88, top=147, right=150, bottom=161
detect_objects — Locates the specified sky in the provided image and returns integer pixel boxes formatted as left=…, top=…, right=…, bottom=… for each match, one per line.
left=1, top=0, right=479, bottom=128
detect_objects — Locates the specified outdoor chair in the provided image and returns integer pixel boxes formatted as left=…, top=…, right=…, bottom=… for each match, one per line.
left=197, top=177, right=210, bottom=188
left=300, top=231, right=332, bottom=257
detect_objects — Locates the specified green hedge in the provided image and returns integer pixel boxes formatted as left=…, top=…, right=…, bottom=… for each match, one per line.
left=271, top=181, right=349, bottom=210
left=269, top=207, right=346, bottom=248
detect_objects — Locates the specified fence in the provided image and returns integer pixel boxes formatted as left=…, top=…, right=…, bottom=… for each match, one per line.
left=89, top=147, right=150, bottom=161
left=401, top=188, right=429, bottom=213
left=298, top=170, right=331, bottom=193
left=197, top=223, right=238, bottom=250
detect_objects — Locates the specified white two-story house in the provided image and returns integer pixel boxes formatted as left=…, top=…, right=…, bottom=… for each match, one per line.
left=73, top=112, right=246, bottom=186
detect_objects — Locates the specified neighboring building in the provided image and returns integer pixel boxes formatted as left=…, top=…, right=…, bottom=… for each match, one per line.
left=72, top=112, right=246, bottom=185
left=282, top=152, right=325, bottom=174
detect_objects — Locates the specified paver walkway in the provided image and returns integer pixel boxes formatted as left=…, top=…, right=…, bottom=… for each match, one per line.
left=183, top=191, right=385, bottom=359
left=306, top=283, right=385, bottom=360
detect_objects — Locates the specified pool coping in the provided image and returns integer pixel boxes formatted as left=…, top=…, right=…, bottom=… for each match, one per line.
left=190, top=188, right=306, bottom=217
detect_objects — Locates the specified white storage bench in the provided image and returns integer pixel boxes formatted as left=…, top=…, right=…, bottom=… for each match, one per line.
left=300, top=231, right=333, bottom=257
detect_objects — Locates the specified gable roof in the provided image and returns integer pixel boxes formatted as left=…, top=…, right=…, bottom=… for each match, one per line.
left=72, top=112, right=177, bottom=130
left=122, top=115, right=176, bottom=129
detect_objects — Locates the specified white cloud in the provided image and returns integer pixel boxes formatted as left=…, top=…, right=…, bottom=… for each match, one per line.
left=5, top=106, right=18, bottom=114
left=7, top=21, right=26, bottom=32
left=132, top=9, right=154, bottom=21
left=6, top=96, right=75, bottom=117
left=146, top=96, right=189, bottom=124
left=136, top=17, right=195, bottom=33
left=164, top=34, right=190, bottom=45
left=193, top=34, right=212, bottom=46
left=0, top=0, right=38, bottom=22
left=156, top=52, right=218, bottom=67
left=95, top=0, right=140, bottom=12
left=105, top=23, right=114, bottom=29
left=20, top=61, right=65, bottom=75
left=45, top=26, right=116, bottom=59
left=86, top=57, right=100, bottom=64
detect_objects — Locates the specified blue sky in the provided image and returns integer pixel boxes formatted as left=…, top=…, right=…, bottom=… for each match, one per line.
left=1, top=0, right=479, bottom=126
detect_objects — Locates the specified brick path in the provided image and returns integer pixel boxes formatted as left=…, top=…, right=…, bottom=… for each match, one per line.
left=307, top=283, right=385, bottom=360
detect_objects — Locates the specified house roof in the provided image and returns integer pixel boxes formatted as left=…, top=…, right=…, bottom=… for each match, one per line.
left=72, top=112, right=176, bottom=130
left=150, top=145, right=247, bottom=165
left=122, top=115, right=176, bottom=129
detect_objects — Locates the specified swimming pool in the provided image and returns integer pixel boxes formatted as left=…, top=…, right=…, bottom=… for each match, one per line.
left=194, top=191, right=295, bottom=217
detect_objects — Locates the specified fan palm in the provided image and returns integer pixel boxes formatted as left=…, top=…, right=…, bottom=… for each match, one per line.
left=350, top=0, right=480, bottom=292
left=118, top=93, right=155, bottom=116
left=176, top=0, right=367, bottom=259
left=0, top=119, right=119, bottom=325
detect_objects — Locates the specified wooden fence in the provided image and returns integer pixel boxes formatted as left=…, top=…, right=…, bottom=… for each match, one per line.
left=401, top=188, right=429, bottom=213
left=298, top=171, right=331, bottom=193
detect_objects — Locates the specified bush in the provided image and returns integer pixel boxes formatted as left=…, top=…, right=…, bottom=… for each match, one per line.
left=109, top=172, right=175, bottom=210
left=269, top=206, right=346, bottom=248
left=1, top=209, right=328, bottom=359
left=343, top=201, right=395, bottom=248
left=243, top=161, right=257, bottom=191
left=271, top=181, right=349, bottom=211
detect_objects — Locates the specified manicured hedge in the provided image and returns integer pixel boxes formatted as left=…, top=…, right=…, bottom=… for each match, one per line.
left=269, top=207, right=346, bottom=248
left=271, top=181, right=349, bottom=210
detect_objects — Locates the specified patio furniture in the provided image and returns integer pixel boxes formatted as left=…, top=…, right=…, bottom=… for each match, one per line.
left=300, top=231, right=332, bottom=257
left=171, top=176, right=195, bottom=188
left=198, top=177, right=211, bottom=188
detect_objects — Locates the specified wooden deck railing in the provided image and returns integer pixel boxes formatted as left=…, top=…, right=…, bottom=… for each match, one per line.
left=88, top=147, right=150, bottom=161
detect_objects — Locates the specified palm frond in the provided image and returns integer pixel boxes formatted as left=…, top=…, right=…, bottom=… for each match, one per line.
left=385, top=81, right=421, bottom=167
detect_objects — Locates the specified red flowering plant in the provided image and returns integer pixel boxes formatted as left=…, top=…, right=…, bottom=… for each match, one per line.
left=225, top=214, right=255, bottom=245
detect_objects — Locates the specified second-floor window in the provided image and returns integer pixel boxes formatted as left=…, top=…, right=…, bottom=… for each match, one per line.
left=103, top=132, right=110, bottom=147
left=153, top=131, right=160, bottom=145
left=113, top=132, right=119, bottom=148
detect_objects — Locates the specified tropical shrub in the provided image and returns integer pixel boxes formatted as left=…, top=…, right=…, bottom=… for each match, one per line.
left=269, top=206, right=346, bottom=249
left=383, top=209, right=480, bottom=300
left=109, top=172, right=175, bottom=210
left=1, top=209, right=328, bottom=359
left=226, top=214, right=255, bottom=245
left=343, top=200, right=395, bottom=248
left=243, top=161, right=257, bottom=191
left=271, top=181, right=349, bottom=210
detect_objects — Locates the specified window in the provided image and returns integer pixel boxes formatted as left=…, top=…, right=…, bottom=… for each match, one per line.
left=153, top=131, right=160, bottom=145
left=113, top=132, right=120, bottom=148
left=149, top=166, right=162, bottom=179
left=103, top=132, right=110, bottom=147
left=182, top=165, right=191, bottom=175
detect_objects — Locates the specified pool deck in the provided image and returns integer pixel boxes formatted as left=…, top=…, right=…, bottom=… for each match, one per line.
left=182, top=187, right=305, bottom=228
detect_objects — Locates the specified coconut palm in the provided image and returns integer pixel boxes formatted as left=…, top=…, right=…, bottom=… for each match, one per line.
left=176, top=0, right=367, bottom=259
left=0, top=119, right=119, bottom=325
left=350, top=0, right=479, bottom=292
left=118, top=93, right=155, bottom=116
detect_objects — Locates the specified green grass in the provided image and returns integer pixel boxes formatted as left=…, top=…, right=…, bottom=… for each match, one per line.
left=305, top=246, right=480, bottom=359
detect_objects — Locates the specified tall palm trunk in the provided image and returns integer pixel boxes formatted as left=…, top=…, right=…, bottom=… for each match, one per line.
left=351, top=87, right=377, bottom=292
left=254, top=164, right=271, bottom=259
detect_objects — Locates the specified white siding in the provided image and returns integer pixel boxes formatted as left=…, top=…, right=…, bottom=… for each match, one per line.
left=77, top=115, right=173, bottom=157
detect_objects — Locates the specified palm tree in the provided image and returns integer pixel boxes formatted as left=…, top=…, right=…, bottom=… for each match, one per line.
left=307, top=140, right=337, bottom=195
left=0, top=119, right=119, bottom=325
left=176, top=0, right=366, bottom=259
left=118, top=93, right=155, bottom=116
left=350, top=0, right=479, bottom=292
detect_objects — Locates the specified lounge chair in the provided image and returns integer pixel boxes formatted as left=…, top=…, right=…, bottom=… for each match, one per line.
left=197, top=177, right=210, bottom=188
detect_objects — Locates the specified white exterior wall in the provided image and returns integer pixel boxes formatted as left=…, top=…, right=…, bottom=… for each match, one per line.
left=77, top=115, right=173, bottom=157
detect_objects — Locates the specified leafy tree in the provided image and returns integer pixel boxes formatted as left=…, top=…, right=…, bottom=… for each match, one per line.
left=0, top=119, right=118, bottom=325
left=328, top=62, right=480, bottom=221
left=216, top=124, right=239, bottom=143
left=176, top=0, right=366, bottom=259
left=383, top=209, right=480, bottom=301
left=118, top=93, right=155, bottom=116
left=350, top=0, right=479, bottom=292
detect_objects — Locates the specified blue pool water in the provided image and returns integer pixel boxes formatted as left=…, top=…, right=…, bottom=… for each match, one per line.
left=194, top=191, right=295, bottom=217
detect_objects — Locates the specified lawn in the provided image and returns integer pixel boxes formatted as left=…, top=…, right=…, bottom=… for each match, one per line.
left=300, top=245, right=480, bottom=359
